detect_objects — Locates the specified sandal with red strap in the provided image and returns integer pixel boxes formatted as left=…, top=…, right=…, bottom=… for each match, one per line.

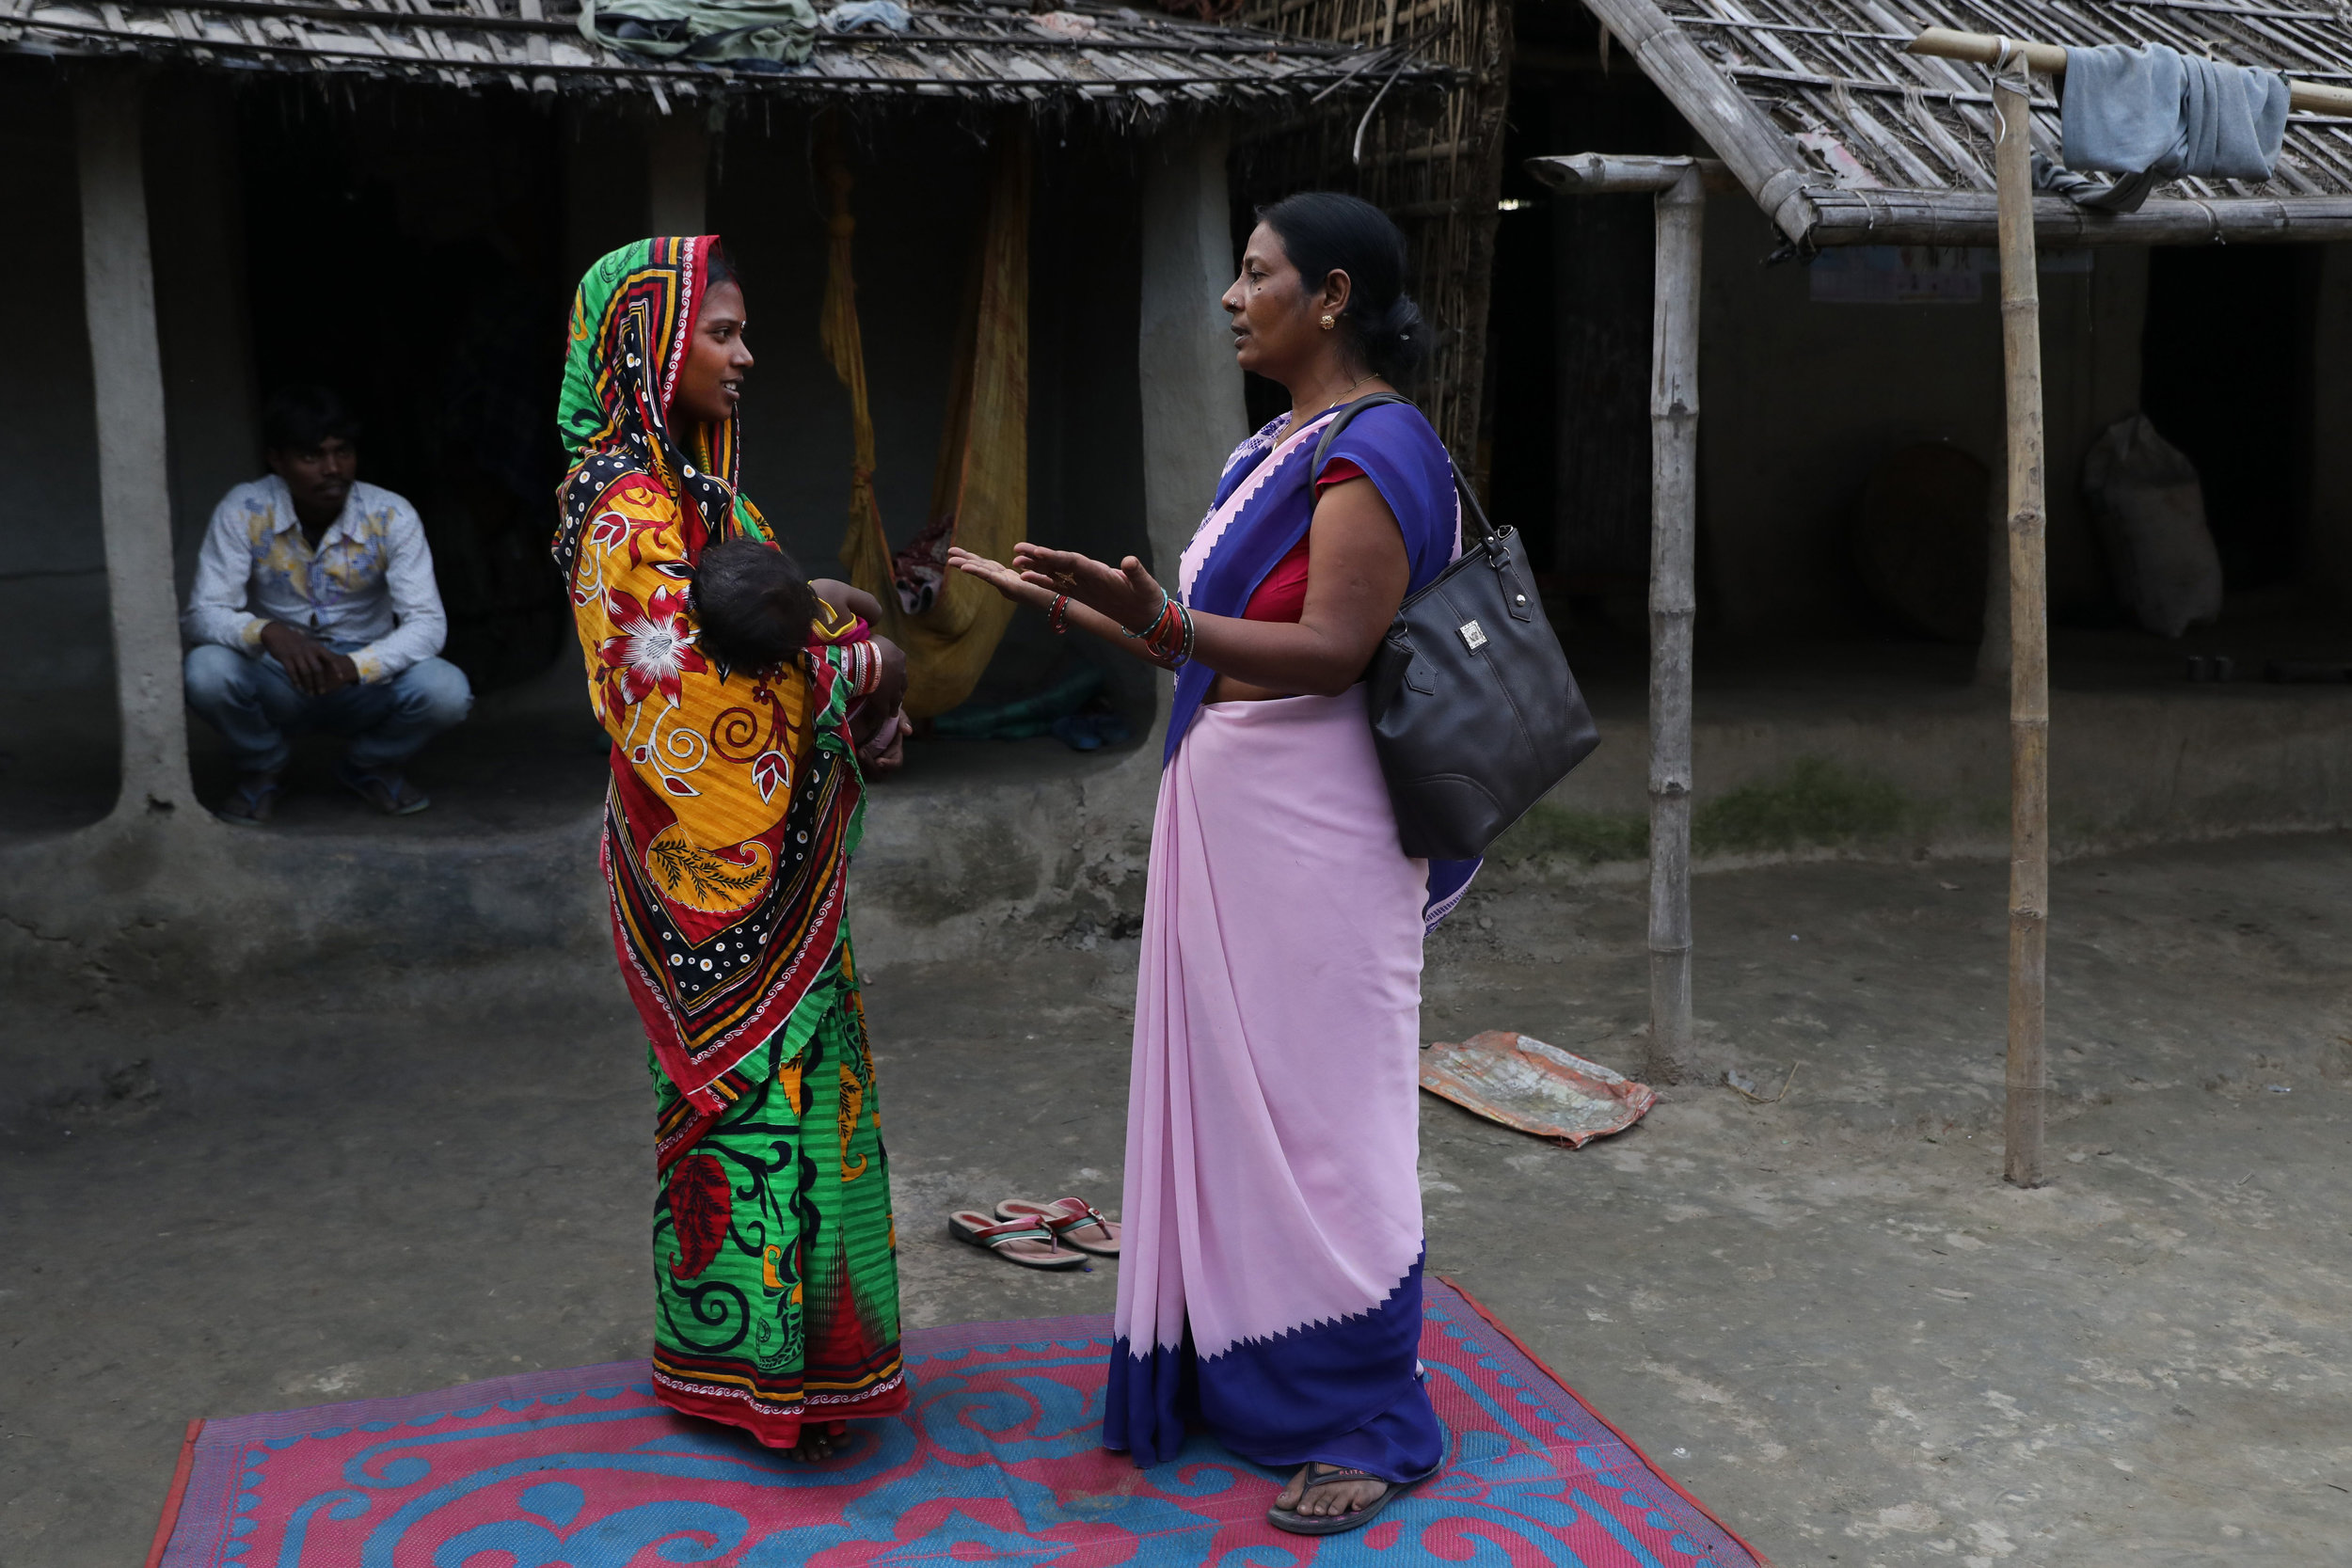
left=946, top=1210, right=1086, bottom=1270
left=992, top=1196, right=1121, bottom=1258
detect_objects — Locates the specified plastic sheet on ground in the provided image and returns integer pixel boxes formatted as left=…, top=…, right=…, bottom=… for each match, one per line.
left=1419, top=1030, right=1657, bottom=1147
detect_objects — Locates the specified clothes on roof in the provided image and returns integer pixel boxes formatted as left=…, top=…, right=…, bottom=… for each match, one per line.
left=2057, top=42, right=2290, bottom=213
left=821, top=0, right=910, bottom=31
left=579, top=0, right=818, bottom=64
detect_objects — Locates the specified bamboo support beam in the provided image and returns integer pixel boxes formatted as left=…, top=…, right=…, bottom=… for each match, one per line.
left=1803, top=188, right=2352, bottom=246
left=1574, top=0, right=1822, bottom=240
left=1645, top=164, right=1704, bottom=1087
left=1524, top=150, right=1707, bottom=1084
left=1524, top=151, right=1739, bottom=196
left=1910, top=25, right=2352, bottom=117
left=1991, top=54, right=2050, bottom=1190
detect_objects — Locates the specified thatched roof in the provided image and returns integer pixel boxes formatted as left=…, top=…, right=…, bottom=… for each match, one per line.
left=0, top=0, right=1445, bottom=110
left=1581, top=0, right=2352, bottom=244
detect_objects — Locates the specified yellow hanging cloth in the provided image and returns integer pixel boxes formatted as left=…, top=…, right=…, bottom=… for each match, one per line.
left=820, top=118, right=1030, bottom=720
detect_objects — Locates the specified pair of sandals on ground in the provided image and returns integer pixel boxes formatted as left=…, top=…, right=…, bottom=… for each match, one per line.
left=947, top=1196, right=1120, bottom=1269
left=947, top=1195, right=1437, bottom=1535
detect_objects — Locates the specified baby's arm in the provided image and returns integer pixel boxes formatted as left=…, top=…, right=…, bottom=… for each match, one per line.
left=809, top=577, right=884, bottom=626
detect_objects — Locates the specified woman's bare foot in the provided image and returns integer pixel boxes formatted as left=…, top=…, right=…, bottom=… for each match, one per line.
left=1274, top=1463, right=1387, bottom=1518
left=784, top=1428, right=839, bottom=1462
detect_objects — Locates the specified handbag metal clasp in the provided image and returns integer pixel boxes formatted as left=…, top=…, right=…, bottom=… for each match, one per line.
left=1458, top=619, right=1487, bottom=651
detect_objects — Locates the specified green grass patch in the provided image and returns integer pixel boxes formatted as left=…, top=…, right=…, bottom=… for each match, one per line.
left=1494, top=802, right=1650, bottom=864
left=1693, top=756, right=1908, bottom=855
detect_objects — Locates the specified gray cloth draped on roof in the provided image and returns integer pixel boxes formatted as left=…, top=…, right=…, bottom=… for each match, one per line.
left=2055, top=43, right=2289, bottom=213
left=579, top=0, right=819, bottom=64
left=822, top=0, right=910, bottom=30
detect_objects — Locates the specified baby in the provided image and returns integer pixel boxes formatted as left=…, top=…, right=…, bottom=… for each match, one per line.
left=691, top=537, right=823, bottom=673
left=691, top=538, right=905, bottom=770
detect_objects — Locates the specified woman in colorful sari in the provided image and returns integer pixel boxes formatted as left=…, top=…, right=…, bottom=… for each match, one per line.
left=557, top=235, right=907, bottom=1460
left=952, top=192, right=1470, bottom=1534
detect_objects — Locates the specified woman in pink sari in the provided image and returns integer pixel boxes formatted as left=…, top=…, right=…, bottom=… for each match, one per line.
left=953, top=193, right=1473, bottom=1536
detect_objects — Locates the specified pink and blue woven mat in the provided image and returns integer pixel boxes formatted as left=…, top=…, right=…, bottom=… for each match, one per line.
left=151, top=1278, right=1765, bottom=1565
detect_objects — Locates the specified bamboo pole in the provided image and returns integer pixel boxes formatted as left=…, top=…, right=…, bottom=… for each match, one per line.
left=1523, top=150, right=1708, bottom=1085
left=1910, top=26, right=2352, bottom=118
left=1645, top=165, right=1704, bottom=1086
left=1991, top=49, right=2050, bottom=1189
left=1801, top=188, right=2352, bottom=247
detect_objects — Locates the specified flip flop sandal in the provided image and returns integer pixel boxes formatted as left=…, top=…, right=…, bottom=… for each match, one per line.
left=993, top=1196, right=1122, bottom=1258
left=946, top=1211, right=1087, bottom=1271
left=336, top=761, right=431, bottom=816
left=1265, top=1456, right=1444, bottom=1537
left=215, top=776, right=283, bottom=827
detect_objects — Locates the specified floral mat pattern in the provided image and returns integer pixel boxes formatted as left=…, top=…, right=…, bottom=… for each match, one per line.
left=151, top=1278, right=1765, bottom=1566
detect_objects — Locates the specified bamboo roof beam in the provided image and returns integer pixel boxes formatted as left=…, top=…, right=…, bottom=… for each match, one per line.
left=1908, top=25, right=2352, bottom=115
left=1544, top=0, right=2352, bottom=245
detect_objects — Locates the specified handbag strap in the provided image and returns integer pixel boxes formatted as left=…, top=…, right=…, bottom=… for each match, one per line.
left=1307, top=392, right=1501, bottom=548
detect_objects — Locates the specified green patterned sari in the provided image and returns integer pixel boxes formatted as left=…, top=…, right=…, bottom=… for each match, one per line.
left=648, top=946, right=902, bottom=1441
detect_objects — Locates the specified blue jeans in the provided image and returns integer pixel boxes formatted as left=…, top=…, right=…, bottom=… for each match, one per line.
left=183, top=643, right=472, bottom=775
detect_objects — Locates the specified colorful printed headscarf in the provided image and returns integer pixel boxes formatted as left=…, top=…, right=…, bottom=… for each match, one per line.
left=554, top=234, right=769, bottom=586
left=554, top=236, right=877, bottom=1117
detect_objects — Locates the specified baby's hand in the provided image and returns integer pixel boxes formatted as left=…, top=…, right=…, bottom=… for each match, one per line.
left=809, top=577, right=884, bottom=626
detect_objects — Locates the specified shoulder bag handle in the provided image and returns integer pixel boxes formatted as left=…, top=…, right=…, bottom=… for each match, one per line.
left=1308, top=393, right=1501, bottom=548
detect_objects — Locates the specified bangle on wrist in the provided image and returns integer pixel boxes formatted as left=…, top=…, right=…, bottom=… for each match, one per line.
left=1114, top=588, right=1192, bottom=668
left=1119, top=590, right=1170, bottom=640
left=1047, top=594, right=1070, bottom=635
left=1138, top=595, right=1192, bottom=669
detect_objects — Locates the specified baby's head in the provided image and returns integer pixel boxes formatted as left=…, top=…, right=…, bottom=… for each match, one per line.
left=691, top=538, right=820, bottom=674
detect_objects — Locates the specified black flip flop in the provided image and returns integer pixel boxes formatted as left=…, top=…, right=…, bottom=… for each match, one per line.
left=216, top=775, right=283, bottom=827
left=1265, top=1454, right=1444, bottom=1537
left=336, top=760, right=431, bottom=816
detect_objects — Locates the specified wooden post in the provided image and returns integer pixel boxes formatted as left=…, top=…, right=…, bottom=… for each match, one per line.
left=1993, top=53, right=2049, bottom=1188
left=1523, top=151, right=1722, bottom=1087
left=1645, top=166, right=1703, bottom=1085
left=76, top=70, right=204, bottom=826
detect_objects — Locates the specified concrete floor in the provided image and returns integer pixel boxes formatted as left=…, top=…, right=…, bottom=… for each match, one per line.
left=5, top=833, right=2350, bottom=1565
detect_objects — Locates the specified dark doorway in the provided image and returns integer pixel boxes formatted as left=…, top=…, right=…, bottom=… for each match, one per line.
left=2139, top=245, right=2315, bottom=593
left=238, top=86, right=574, bottom=694
left=1513, top=18, right=1696, bottom=596
left=1481, top=62, right=1559, bottom=574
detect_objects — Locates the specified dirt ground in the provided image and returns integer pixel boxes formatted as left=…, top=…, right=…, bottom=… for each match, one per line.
left=5, top=832, right=2350, bottom=1565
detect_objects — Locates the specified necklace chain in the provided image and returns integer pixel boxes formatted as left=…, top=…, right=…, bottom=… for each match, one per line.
left=1304, top=372, right=1380, bottom=422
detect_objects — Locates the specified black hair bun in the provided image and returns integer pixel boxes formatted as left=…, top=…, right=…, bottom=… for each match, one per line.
left=1354, top=293, right=1429, bottom=384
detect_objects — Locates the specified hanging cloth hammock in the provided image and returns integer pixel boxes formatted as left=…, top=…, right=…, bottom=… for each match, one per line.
left=820, top=119, right=1030, bottom=721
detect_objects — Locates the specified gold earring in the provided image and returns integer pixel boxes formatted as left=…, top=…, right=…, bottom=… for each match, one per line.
left=1320, top=313, right=1336, bottom=330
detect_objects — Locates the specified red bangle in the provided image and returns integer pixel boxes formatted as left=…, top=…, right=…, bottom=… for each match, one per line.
left=1138, top=596, right=1191, bottom=668
left=1047, top=594, right=1070, bottom=635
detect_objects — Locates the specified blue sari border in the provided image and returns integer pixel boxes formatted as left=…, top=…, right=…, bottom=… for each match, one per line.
left=1104, top=1254, right=1443, bottom=1481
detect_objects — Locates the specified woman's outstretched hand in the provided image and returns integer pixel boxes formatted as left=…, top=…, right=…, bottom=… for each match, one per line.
left=947, top=546, right=1056, bottom=610
left=1009, top=544, right=1165, bottom=630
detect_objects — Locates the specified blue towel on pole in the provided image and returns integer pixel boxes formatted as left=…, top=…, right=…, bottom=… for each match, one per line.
left=2057, top=43, right=2289, bottom=211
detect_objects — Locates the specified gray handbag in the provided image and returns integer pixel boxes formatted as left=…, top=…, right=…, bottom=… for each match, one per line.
left=1316, top=394, right=1600, bottom=861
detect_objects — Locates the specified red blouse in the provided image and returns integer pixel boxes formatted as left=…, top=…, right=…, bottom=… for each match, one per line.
left=1241, top=459, right=1367, bottom=622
